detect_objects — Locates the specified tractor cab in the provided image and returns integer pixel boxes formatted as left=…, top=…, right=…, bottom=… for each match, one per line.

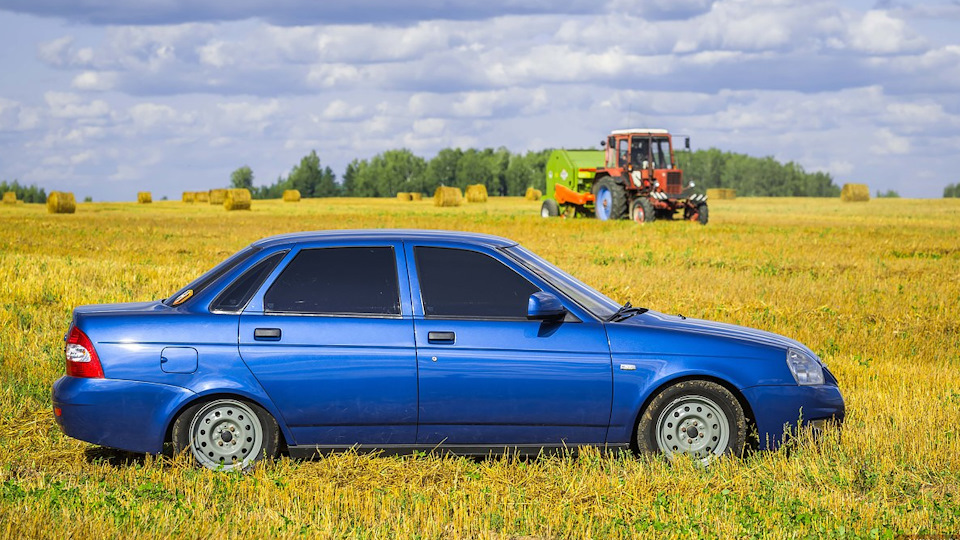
left=604, top=129, right=683, bottom=196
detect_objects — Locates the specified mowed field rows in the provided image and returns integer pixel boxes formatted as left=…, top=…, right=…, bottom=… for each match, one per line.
left=1, top=197, right=958, bottom=538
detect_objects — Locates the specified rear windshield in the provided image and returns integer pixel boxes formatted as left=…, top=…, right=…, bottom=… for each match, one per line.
left=164, top=246, right=260, bottom=307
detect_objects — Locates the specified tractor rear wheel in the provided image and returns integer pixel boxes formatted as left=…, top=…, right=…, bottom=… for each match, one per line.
left=630, top=198, right=655, bottom=224
left=593, top=177, right=627, bottom=221
left=540, top=199, right=559, bottom=218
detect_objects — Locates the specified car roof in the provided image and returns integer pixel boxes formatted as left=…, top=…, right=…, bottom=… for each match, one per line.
left=250, top=229, right=518, bottom=249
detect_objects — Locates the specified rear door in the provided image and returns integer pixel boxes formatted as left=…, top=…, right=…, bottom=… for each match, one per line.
left=238, top=241, right=417, bottom=447
left=407, top=243, right=612, bottom=447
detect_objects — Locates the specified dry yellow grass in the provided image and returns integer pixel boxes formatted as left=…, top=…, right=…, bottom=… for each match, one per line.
left=434, top=186, right=463, bottom=207
left=841, top=183, right=870, bottom=202
left=465, top=184, right=489, bottom=202
left=137, top=191, right=152, bottom=204
left=1, top=196, right=959, bottom=538
left=209, top=189, right=227, bottom=205
left=2, top=192, right=15, bottom=205
left=45, top=191, right=76, bottom=214
left=525, top=187, right=542, bottom=201
left=283, top=189, right=301, bottom=202
left=224, top=188, right=252, bottom=211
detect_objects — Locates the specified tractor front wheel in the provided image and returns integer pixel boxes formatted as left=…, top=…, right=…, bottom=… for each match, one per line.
left=630, top=198, right=655, bottom=224
left=593, top=177, right=627, bottom=221
left=685, top=202, right=709, bottom=225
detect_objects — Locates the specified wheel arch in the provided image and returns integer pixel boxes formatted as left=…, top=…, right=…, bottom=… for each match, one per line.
left=163, top=391, right=292, bottom=452
left=629, top=373, right=758, bottom=453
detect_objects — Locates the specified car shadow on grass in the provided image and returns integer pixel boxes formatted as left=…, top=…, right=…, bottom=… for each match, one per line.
left=84, top=446, right=148, bottom=467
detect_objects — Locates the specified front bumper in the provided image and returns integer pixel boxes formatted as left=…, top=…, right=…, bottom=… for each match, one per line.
left=741, top=384, right=845, bottom=450
left=52, top=376, right=195, bottom=454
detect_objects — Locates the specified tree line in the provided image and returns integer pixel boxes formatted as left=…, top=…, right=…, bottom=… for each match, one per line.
left=0, top=180, right=47, bottom=203
left=945, top=183, right=960, bottom=198
left=676, top=148, right=840, bottom=197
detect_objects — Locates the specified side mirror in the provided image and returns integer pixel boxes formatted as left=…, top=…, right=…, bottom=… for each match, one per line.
left=600, top=140, right=606, bottom=147
left=527, top=292, right=566, bottom=320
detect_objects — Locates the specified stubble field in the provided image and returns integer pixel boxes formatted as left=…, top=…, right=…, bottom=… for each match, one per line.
left=1, top=196, right=958, bottom=538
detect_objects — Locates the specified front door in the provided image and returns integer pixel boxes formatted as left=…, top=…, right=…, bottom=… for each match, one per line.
left=239, top=242, right=417, bottom=447
left=407, top=244, right=612, bottom=447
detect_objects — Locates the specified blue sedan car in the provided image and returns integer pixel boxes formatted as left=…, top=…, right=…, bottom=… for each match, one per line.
left=53, top=230, right=844, bottom=470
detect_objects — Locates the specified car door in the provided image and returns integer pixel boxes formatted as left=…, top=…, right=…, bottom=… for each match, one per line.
left=406, top=243, right=613, bottom=447
left=238, top=241, right=417, bottom=447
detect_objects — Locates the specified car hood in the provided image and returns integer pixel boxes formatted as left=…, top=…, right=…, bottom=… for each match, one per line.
left=609, top=311, right=812, bottom=353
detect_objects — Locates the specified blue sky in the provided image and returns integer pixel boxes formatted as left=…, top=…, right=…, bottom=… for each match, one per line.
left=1, top=0, right=958, bottom=200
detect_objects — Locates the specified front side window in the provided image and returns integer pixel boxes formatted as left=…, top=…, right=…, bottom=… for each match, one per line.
left=631, top=137, right=650, bottom=167
left=652, top=138, right=672, bottom=169
left=415, top=247, right=539, bottom=319
left=264, top=247, right=400, bottom=316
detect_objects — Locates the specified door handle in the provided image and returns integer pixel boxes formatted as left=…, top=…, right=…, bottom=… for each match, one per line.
left=254, top=328, right=282, bottom=341
left=427, top=331, right=455, bottom=344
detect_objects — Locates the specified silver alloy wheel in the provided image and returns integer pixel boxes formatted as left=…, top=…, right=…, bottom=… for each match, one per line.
left=655, top=394, right=730, bottom=461
left=188, top=399, right=264, bottom=471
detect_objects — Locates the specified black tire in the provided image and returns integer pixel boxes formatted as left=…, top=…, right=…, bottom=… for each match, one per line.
left=593, top=177, right=628, bottom=220
left=172, top=398, right=280, bottom=471
left=540, top=199, right=559, bottom=218
left=636, top=380, right=746, bottom=461
left=630, top=198, right=656, bottom=224
left=697, top=203, right=709, bottom=225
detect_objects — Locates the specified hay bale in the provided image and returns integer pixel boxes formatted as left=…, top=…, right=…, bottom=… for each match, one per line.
left=224, top=188, right=252, bottom=211
left=433, top=186, right=463, bottom=207
left=2, top=192, right=16, bottom=205
left=283, top=189, right=301, bottom=202
left=46, top=191, right=76, bottom=214
left=465, top=184, right=488, bottom=203
left=137, top=191, right=152, bottom=204
left=410, top=192, right=423, bottom=201
left=841, top=183, right=870, bottom=202
left=706, top=188, right=737, bottom=200
left=209, top=189, right=227, bottom=204
left=396, top=192, right=413, bottom=201
left=195, top=191, right=210, bottom=203
left=182, top=191, right=196, bottom=203
left=525, top=187, right=542, bottom=201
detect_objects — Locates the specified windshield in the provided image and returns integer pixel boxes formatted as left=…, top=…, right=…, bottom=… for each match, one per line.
left=503, top=245, right=620, bottom=320
left=163, top=246, right=260, bottom=306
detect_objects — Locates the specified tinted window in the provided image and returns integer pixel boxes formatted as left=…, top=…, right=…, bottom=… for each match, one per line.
left=264, top=247, right=400, bottom=315
left=415, top=247, right=539, bottom=319
left=211, top=251, right=287, bottom=313
left=164, top=246, right=260, bottom=306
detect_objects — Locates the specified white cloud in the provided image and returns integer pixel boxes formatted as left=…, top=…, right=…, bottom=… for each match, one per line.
left=44, top=92, right=111, bottom=118
left=322, top=100, right=365, bottom=120
left=870, top=128, right=912, bottom=155
left=846, top=10, right=925, bottom=55
left=72, top=71, right=117, bottom=91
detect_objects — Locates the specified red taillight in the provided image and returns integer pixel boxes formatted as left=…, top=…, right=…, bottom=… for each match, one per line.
left=65, top=326, right=104, bottom=378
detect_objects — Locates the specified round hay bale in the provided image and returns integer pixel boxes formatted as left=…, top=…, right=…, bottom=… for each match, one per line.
left=283, top=189, right=301, bottom=202
left=2, top=191, right=16, bottom=205
left=525, top=187, right=543, bottom=201
left=396, top=192, right=413, bottom=201
left=224, top=188, right=252, bottom=211
left=137, top=191, right=152, bottom=204
left=706, top=188, right=736, bottom=200
left=182, top=191, right=196, bottom=203
left=47, top=191, right=76, bottom=214
left=195, top=191, right=210, bottom=203
left=465, top=184, right=488, bottom=203
left=841, top=183, right=870, bottom=202
left=433, top=186, right=463, bottom=207
left=209, top=189, right=227, bottom=204
left=410, top=192, right=423, bottom=201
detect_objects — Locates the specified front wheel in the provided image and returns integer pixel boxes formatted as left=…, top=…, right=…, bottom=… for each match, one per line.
left=630, top=198, right=656, bottom=224
left=636, top=380, right=746, bottom=461
left=172, top=398, right=280, bottom=471
left=540, top=199, right=559, bottom=218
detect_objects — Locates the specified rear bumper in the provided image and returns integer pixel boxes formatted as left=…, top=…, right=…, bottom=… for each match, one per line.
left=52, top=376, right=195, bottom=454
left=742, top=384, right=845, bottom=450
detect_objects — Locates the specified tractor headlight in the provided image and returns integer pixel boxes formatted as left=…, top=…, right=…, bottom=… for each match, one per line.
left=786, top=348, right=824, bottom=385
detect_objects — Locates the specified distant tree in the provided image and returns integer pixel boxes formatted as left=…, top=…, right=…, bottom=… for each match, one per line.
left=0, top=180, right=47, bottom=203
left=288, top=150, right=338, bottom=198
left=876, top=189, right=900, bottom=198
left=230, top=166, right=254, bottom=190
left=679, top=148, right=840, bottom=196
left=422, top=148, right=462, bottom=194
left=83, top=196, right=93, bottom=202
left=945, top=183, right=959, bottom=198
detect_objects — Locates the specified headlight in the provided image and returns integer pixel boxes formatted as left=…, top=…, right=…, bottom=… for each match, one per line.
left=786, top=348, right=824, bottom=385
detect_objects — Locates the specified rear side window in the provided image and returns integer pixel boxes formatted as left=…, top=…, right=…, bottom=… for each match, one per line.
left=164, top=246, right=260, bottom=307
left=415, top=247, right=539, bottom=319
left=211, top=251, right=287, bottom=313
left=264, top=247, right=400, bottom=316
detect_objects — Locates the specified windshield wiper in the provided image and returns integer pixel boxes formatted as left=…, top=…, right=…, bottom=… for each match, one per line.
left=607, top=301, right=648, bottom=322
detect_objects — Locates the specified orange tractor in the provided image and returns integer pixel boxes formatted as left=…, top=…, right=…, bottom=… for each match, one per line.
left=541, top=128, right=707, bottom=224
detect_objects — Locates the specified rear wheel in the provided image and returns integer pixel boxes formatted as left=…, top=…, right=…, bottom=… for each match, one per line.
left=172, top=398, right=279, bottom=471
left=540, top=199, right=559, bottom=218
left=630, top=198, right=655, bottom=224
left=593, top=177, right=627, bottom=221
left=636, top=380, right=746, bottom=462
